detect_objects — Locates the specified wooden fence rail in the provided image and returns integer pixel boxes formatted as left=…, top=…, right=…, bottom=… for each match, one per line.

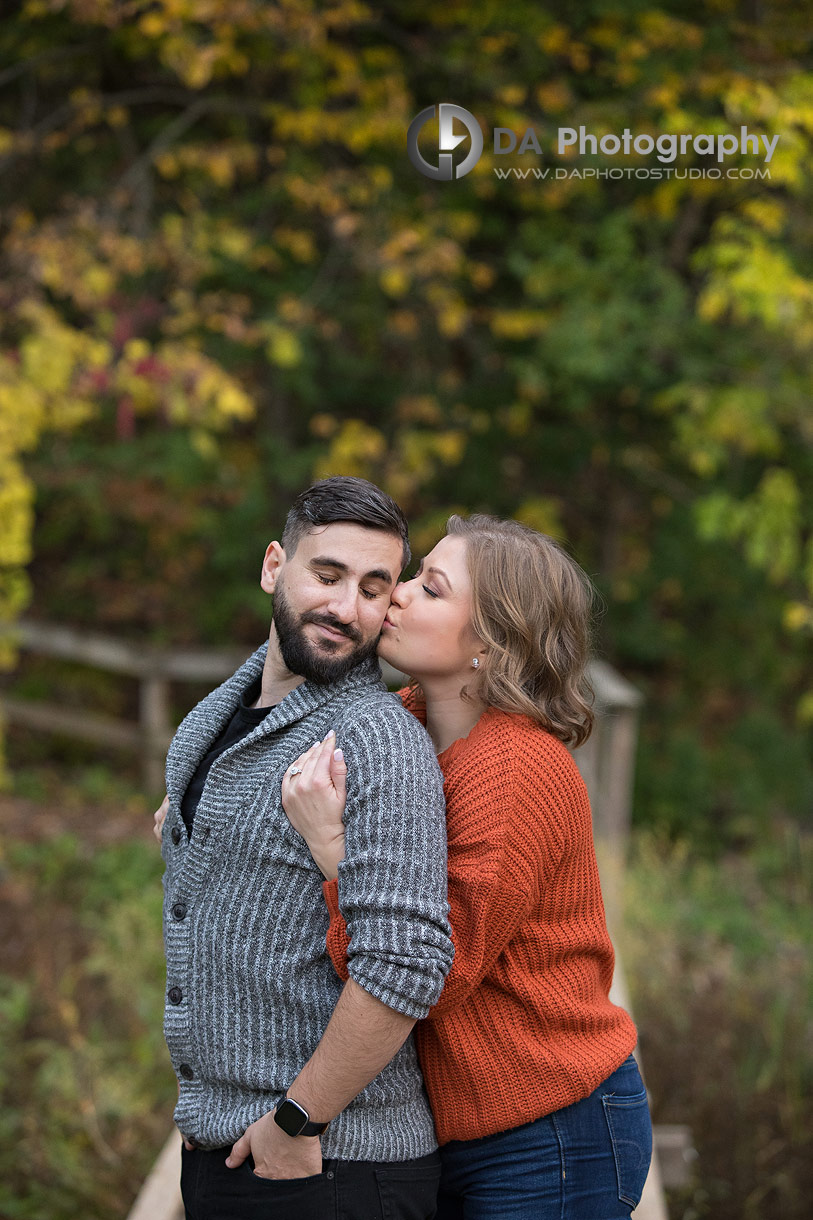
left=1, top=621, right=645, bottom=845
left=1, top=620, right=248, bottom=792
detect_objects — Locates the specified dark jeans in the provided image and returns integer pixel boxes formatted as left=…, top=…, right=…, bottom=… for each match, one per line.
left=181, top=1143, right=441, bottom=1220
left=435, top=1055, right=652, bottom=1220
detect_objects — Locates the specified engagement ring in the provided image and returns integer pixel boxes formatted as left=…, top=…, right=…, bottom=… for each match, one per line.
left=288, top=766, right=303, bottom=776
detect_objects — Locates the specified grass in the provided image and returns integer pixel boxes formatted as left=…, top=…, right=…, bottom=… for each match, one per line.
left=620, top=825, right=813, bottom=1220
left=0, top=829, right=175, bottom=1220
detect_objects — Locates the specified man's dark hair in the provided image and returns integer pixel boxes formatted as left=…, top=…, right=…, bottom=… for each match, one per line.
left=281, top=476, right=410, bottom=569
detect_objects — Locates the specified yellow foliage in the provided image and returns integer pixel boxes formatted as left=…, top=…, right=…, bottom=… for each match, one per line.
left=498, top=403, right=533, bottom=438
left=216, top=383, right=254, bottom=420
left=0, top=459, right=35, bottom=566
left=445, top=212, right=479, bottom=242
left=697, top=219, right=813, bottom=341
left=638, top=11, right=702, bottom=50
left=19, top=308, right=110, bottom=398
left=539, top=25, right=569, bottom=55
left=490, top=310, right=549, bottom=341
left=436, top=296, right=469, bottom=339
left=784, top=602, right=813, bottom=633
left=496, top=85, right=527, bottom=106
left=265, top=325, right=303, bottom=369
left=588, top=18, right=623, bottom=50
left=739, top=199, right=786, bottom=236
left=274, top=228, right=317, bottom=264
left=278, top=296, right=315, bottom=326
left=379, top=266, right=410, bottom=299
left=190, top=429, right=219, bottom=461
left=315, top=419, right=387, bottom=480
left=535, top=81, right=572, bottom=114
left=433, top=430, right=466, bottom=465
left=0, top=380, right=45, bottom=455
left=514, top=497, right=564, bottom=539
left=398, top=428, right=466, bottom=474
left=468, top=263, right=495, bottom=291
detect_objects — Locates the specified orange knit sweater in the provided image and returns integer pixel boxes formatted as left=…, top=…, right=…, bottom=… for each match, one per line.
left=323, top=694, right=637, bottom=1145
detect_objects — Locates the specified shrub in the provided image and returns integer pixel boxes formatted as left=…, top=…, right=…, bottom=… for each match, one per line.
left=621, top=827, right=813, bottom=1220
left=0, top=833, right=175, bottom=1220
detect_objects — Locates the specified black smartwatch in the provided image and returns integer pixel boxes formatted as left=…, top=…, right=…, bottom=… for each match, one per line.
left=273, top=1094, right=329, bottom=1138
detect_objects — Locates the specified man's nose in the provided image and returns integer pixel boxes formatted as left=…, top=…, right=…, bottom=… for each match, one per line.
left=324, top=584, right=358, bottom=622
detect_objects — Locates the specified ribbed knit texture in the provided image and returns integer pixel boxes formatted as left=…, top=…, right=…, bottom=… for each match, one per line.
left=324, top=693, right=638, bottom=1145
left=162, top=646, right=454, bottom=1159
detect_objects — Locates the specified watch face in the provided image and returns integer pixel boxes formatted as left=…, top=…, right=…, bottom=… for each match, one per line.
left=274, top=1097, right=308, bottom=1137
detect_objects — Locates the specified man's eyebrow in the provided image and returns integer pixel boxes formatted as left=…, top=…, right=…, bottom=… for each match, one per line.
left=310, top=556, right=394, bottom=583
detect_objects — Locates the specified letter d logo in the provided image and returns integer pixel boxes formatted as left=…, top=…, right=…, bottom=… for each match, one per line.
left=407, top=104, right=484, bottom=180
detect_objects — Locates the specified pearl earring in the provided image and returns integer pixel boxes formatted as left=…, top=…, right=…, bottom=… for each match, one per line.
left=471, top=658, right=480, bottom=669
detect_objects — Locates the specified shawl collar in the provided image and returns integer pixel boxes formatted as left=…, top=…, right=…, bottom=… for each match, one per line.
left=166, top=642, right=386, bottom=801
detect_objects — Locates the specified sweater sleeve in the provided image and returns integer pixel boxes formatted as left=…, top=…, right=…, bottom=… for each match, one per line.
left=323, top=859, right=535, bottom=1013
left=323, top=879, right=350, bottom=983
left=333, top=700, right=454, bottom=1020
left=325, top=715, right=574, bottom=1020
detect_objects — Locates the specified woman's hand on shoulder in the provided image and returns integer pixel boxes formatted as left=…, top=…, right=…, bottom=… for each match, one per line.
left=281, top=731, right=348, bottom=881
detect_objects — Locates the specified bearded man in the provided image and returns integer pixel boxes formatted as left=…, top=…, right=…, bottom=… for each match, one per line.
left=158, top=476, right=453, bottom=1220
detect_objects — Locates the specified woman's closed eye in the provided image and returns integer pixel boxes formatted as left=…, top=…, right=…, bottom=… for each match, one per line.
left=422, top=585, right=439, bottom=599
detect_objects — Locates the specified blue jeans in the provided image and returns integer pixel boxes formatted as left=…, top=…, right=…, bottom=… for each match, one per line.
left=436, top=1055, right=652, bottom=1220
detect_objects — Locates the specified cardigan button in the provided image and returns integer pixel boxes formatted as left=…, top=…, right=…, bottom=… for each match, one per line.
left=179, top=1063, right=194, bottom=1081
left=171, top=902, right=188, bottom=921
left=171, top=827, right=182, bottom=845
left=168, top=986, right=183, bottom=1005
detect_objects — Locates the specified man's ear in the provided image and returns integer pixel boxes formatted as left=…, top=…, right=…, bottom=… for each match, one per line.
left=260, top=541, right=286, bottom=594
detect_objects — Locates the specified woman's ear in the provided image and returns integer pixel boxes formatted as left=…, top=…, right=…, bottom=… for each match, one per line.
left=260, top=541, right=286, bottom=594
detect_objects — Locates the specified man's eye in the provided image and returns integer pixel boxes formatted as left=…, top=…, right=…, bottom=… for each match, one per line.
left=422, top=585, right=439, bottom=599
left=361, top=588, right=381, bottom=600
left=315, top=573, right=338, bottom=585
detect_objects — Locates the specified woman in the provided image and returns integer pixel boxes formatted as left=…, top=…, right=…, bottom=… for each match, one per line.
left=282, top=514, right=652, bottom=1220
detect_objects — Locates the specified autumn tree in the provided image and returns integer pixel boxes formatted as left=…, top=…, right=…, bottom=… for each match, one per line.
left=1, top=0, right=811, bottom=835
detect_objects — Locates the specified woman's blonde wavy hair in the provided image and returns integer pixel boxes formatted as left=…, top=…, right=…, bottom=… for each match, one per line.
left=447, top=514, right=595, bottom=748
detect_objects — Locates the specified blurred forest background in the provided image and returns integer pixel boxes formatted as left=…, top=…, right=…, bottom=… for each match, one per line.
left=0, top=1, right=811, bottom=1218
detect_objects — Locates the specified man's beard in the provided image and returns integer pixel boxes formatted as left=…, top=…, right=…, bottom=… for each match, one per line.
left=272, top=581, right=379, bottom=685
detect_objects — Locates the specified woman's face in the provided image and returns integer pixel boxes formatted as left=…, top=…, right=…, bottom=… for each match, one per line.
left=377, top=534, right=482, bottom=683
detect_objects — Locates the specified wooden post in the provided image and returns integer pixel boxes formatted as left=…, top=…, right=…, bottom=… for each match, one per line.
left=139, top=674, right=171, bottom=795
left=601, top=704, right=641, bottom=860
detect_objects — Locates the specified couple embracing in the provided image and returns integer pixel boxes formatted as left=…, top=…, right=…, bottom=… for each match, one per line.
left=155, top=475, right=652, bottom=1220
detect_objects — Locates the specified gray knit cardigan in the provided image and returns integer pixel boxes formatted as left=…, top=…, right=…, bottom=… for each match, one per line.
left=162, top=644, right=453, bottom=1159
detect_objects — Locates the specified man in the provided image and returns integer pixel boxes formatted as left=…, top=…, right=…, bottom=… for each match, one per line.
left=159, top=476, right=454, bottom=1220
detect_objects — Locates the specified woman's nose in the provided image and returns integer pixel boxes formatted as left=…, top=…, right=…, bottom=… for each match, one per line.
left=390, top=580, right=409, bottom=606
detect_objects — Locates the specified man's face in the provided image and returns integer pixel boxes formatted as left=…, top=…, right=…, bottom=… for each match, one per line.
left=265, top=523, right=404, bottom=684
